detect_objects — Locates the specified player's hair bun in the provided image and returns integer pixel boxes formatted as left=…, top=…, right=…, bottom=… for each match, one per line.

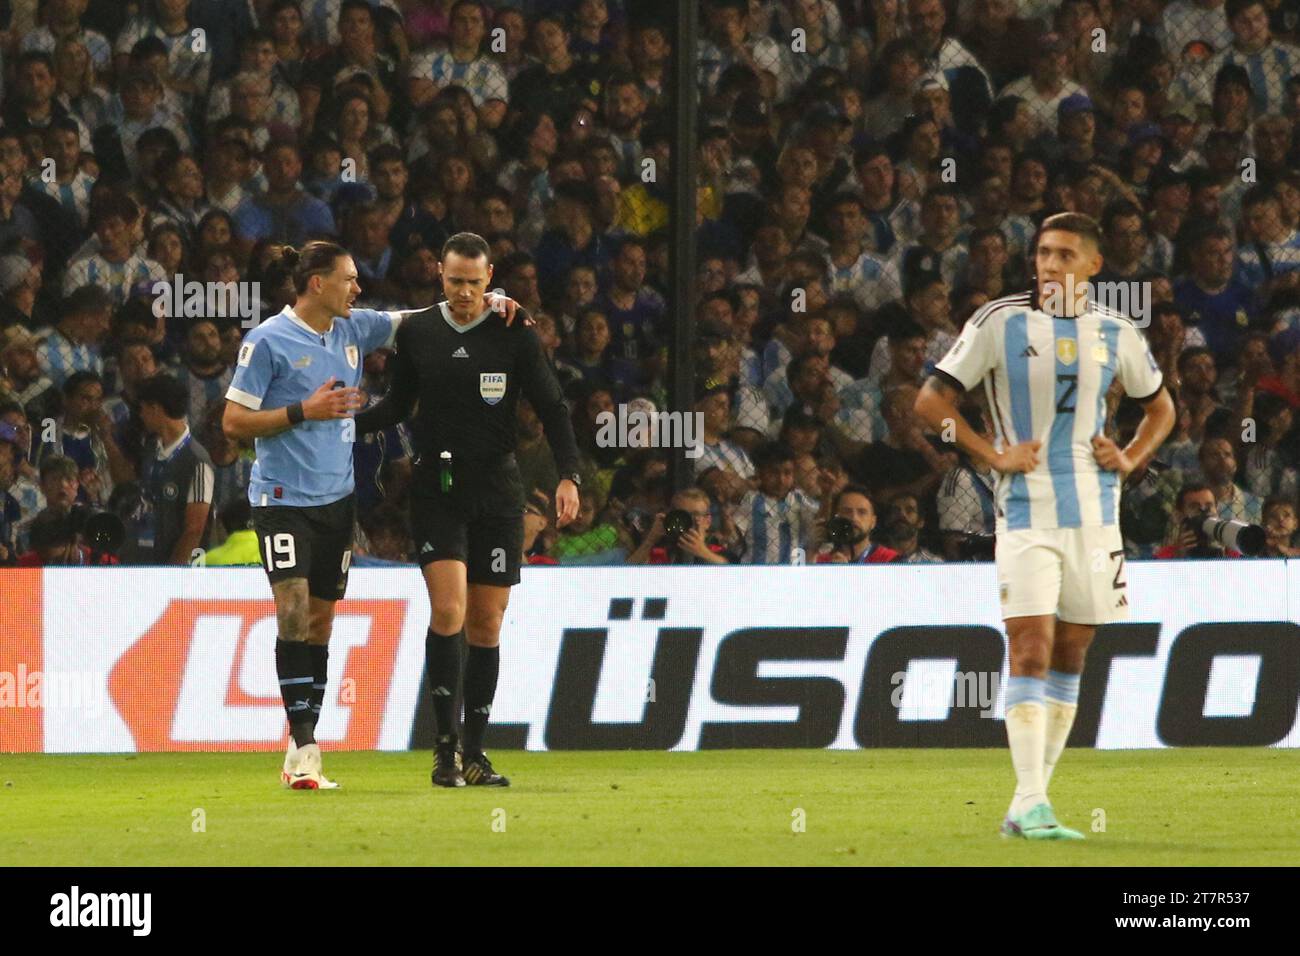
left=280, top=246, right=301, bottom=270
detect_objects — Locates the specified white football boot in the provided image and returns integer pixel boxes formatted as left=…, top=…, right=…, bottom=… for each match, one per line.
left=285, top=742, right=341, bottom=790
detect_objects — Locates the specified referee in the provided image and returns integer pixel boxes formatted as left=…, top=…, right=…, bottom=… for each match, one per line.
left=223, top=239, right=522, bottom=790
left=357, top=232, right=581, bottom=788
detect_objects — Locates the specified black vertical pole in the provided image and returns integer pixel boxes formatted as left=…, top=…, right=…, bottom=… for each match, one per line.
left=668, top=0, right=699, bottom=492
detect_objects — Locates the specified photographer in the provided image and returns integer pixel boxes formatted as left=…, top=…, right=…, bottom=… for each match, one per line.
left=1154, top=482, right=1243, bottom=559
left=627, top=487, right=732, bottom=565
left=815, top=484, right=899, bottom=564
left=16, top=508, right=120, bottom=566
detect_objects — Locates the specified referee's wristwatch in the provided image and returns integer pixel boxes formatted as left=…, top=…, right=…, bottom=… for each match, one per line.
left=562, top=472, right=582, bottom=488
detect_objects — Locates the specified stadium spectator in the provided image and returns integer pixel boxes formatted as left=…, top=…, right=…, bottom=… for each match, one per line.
left=16, top=507, right=119, bottom=565
left=627, top=487, right=732, bottom=565
left=815, top=483, right=898, bottom=563
left=202, top=495, right=261, bottom=566
left=2, top=327, right=60, bottom=425
left=133, top=373, right=214, bottom=565
left=732, top=441, right=820, bottom=564
left=1261, top=495, right=1300, bottom=556
left=1199, top=434, right=1265, bottom=523
left=1154, top=481, right=1244, bottom=558
left=0, top=0, right=1292, bottom=570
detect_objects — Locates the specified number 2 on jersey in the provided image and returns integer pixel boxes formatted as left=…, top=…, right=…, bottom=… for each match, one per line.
left=1056, top=374, right=1078, bottom=414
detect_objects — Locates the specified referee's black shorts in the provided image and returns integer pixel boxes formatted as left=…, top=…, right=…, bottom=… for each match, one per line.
left=252, top=494, right=355, bottom=601
left=410, top=454, right=524, bottom=587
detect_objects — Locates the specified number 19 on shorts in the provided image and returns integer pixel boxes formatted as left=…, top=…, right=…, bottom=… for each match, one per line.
left=263, top=533, right=297, bottom=571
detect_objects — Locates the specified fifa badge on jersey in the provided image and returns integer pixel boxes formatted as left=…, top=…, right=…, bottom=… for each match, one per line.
left=999, top=582, right=1009, bottom=604
left=1092, top=344, right=1108, bottom=363
left=345, top=344, right=359, bottom=369
left=479, top=372, right=507, bottom=405
left=1056, top=338, right=1078, bottom=365
left=237, top=342, right=255, bottom=367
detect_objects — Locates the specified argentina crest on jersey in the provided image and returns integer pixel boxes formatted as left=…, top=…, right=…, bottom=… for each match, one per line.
left=345, top=344, right=359, bottom=369
left=479, top=372, right=507, bottom=405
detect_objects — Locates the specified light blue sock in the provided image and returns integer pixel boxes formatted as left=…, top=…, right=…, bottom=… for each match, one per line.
left=1045, top=670, right=1081, bottom=706
left=1005, top=675, right=1046, bottom=709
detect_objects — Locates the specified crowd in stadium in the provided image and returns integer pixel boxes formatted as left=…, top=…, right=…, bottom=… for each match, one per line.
left=1, top=0, right=1300, bottom=567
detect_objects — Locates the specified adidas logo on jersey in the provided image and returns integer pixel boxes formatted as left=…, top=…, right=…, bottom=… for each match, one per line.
left=452, top=346, right=469, bottom=358
left=1021, top=345, right=1039, bottom=357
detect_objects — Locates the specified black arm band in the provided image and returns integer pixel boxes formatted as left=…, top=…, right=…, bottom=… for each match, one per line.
left=287, top=402, right=305, bottom=425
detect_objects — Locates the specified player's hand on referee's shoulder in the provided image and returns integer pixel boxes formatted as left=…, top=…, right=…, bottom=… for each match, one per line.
left=302, top=377, right=365, bottom=420
left=991, top=440, right=1041, bottom=474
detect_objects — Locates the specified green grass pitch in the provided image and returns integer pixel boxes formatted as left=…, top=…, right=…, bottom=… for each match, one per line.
left=2, top=749, right=1297, bottom=866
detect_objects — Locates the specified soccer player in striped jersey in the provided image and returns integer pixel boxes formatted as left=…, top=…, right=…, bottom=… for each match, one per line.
left=915, top=213, right=1176, bottom=840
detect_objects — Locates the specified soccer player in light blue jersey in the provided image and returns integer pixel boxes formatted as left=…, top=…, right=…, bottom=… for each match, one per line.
left=916, top=213, right=1176, bottom=840
left=222, top=240, right=518, bottom=789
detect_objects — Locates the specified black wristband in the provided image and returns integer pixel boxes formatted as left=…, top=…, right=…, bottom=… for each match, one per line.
left=287, top=402, right=305, bottom=425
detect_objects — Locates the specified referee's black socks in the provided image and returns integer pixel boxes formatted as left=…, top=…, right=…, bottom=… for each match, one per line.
left=462, top=645, right=499, bottom=759
left=308, top=644, right=329, bottom=731
left=426, top=627, right=463, bottom=742
left=276, top=640, right=316, bottom=748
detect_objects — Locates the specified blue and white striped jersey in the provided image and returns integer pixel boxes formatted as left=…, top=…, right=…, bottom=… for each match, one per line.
left=1200, top=40, right=1300, bottom=114
left=1237, top=229, right=1300, bottom=286
left=935, top=291, right=1164, bottom=532
left=407, top=50, right=508, bottom=106
left=830, top=249, right=903, bottom=314
left=732, top=489, right=820, bottom=565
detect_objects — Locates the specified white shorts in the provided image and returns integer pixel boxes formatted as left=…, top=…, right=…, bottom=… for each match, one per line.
left=995, top=525, right=1129, bottom=625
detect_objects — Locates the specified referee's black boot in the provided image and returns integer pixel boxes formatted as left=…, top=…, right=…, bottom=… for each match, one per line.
left=462, top=751, right=510, bottom=787
left=432, top=736, right=465, bottom=788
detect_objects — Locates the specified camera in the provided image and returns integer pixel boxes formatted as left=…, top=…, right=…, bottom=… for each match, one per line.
left=826, top=515, right=856, bottom=549
left=956, top=533, right=996, bottom=562
left=662, top=508, right=694, bottom=543
left=67, top=505, right=126, bottom=557
left=1182, top=515, right=1266, bottom=557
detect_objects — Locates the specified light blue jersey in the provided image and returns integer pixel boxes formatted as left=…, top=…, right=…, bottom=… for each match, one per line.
left=226, top=306, right=399, bottom=507
left=935, top=292, right=1164, bottom=532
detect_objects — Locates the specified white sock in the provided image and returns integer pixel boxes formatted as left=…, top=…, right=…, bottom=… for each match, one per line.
left=1042, top=669, right=1082, bottom=791
left=1043, top=701, right=1078, bottom=790
left=1005, top=701, right=1048, bottom=818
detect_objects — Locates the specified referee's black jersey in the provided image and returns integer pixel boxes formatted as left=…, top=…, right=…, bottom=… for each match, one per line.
left=356, top=302, right=581, bottom=476
left=140, top=429, right=216, bottom=563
